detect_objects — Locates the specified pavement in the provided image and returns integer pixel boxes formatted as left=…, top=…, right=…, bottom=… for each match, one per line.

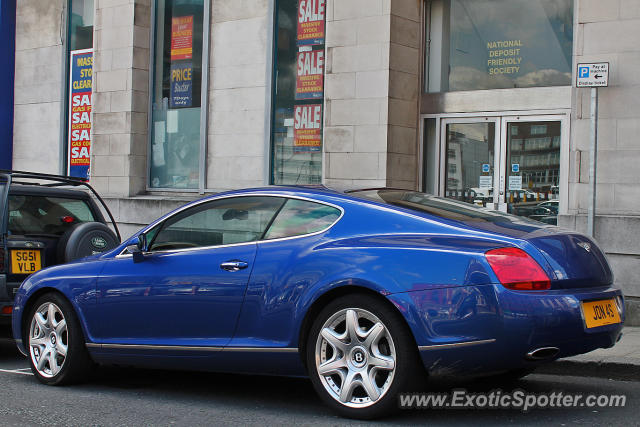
left=539, top=326, right=640, bottom=381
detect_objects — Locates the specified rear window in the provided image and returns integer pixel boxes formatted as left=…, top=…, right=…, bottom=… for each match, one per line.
left=8, top=195, right=97, bottom=236
left=349, top=190, right=525, bottom=223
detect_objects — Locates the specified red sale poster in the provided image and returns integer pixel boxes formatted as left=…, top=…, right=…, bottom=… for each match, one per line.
left=171, top=16, right=193, bottom=61
left=295, top=49, right=324, bottom=100
left=67, top=49, right=93, bottom=180
left=293, top=104, right=322, bottom=153
left=297, top=0, right=325, bottom=46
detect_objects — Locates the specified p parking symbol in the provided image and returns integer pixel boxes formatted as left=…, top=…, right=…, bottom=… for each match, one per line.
left=579, top=67, right=589, bottom=78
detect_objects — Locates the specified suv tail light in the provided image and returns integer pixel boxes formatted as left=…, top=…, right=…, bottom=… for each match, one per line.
left=485, top=247, right=551, bottom=290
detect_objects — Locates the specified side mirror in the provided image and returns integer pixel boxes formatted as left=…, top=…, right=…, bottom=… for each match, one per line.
left=126, top=234, right=147, bottom=263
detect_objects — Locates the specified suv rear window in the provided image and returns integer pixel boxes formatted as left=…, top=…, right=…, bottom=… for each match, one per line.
left=8, top=195, right=96, bottom=236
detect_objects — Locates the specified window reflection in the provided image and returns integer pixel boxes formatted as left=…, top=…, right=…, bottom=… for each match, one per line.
left=426, top=0, right=573, bottom=92
left=150, top=0, right=204, bottom=189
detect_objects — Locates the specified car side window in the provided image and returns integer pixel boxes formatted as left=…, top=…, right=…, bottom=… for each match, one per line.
left=148, top=196, right=285, bottom=251
left=263, top=199, right=341, bottom=240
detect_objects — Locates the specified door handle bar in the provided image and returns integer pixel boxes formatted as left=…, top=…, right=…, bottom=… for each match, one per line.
left=220, top=261, right=249, bottom=272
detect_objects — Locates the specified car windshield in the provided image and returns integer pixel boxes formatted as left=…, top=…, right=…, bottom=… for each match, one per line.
left=8, top=195, right=97, bottom=236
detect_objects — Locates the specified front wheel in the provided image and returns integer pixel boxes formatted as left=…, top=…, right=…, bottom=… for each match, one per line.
left=306, top=294, right=423, bottom=419
left=27, top=293, right=93, bottom=385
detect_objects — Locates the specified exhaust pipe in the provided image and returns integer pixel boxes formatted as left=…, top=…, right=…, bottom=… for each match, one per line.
left=526, top=347, right=559, bottom=360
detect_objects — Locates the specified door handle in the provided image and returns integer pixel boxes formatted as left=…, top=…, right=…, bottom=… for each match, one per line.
left=220, top=261, right=249, bottom=272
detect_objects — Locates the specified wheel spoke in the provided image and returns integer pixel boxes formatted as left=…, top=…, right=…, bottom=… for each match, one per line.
left=321, top=327, right=347, bottom=352
left=30, top=337, right=47, bottom=347
left=361, top=371, right=381, bottom=402
left=35, top=312, right=48, bottom=332
left=370, top=353, right=395, bottom=371
left=338, top=370, right=357, bottom=403
left=47, top=304, right=56, bottom=328
left=318, top=356, right=346, bottom=376
left=362, top=322, right=384, bottom=349
left=56, top=342, right=68, bottom=358
left=345, top=309, right=362, bottom=343
left=49, top=350, right=60, bottom=376
left=37, top=348, right=50, bottom=371
left=55, top=318, right=67, bottom=336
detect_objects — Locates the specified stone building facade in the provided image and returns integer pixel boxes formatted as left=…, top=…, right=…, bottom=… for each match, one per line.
left=10, top=0, right=640, bottom=321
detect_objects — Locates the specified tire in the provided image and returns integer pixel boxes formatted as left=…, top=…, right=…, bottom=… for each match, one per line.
left=26, top=292, right=93, bottom=385
left=306, top=294, right=424, bottom=419
left=57, top=222, right=120, bottom=263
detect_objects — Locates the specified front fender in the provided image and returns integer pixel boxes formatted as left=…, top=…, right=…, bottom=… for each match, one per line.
left=12, top=260, right=106, bottom=354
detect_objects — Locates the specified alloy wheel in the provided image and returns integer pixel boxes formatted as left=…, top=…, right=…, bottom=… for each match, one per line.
left=315, top=308, right=397, bottom=408
left=29, top=302, right=68, bottom=378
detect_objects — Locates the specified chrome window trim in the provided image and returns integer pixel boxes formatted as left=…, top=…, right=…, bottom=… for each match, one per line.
left=115, top=193, right=345, bottom=258
left=86, top=343, right=298, bottom=353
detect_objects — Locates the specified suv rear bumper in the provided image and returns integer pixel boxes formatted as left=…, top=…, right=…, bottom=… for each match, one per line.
left=0, top=274, right=18, bottom=326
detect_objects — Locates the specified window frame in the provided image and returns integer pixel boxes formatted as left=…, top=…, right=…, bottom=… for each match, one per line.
left=147, top=0, right=211, bottom=194
left=118, top=193, right=344, bottom=257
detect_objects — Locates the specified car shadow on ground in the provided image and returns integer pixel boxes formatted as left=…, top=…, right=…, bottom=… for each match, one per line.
left=1, top=337, right=634, bottom=425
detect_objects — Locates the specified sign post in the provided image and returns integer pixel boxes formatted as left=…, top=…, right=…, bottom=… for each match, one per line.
left=577, top=62, right=609, bottom=237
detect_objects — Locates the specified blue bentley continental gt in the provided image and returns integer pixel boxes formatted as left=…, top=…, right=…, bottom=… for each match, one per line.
left=11, top=187, right=624, bottom=418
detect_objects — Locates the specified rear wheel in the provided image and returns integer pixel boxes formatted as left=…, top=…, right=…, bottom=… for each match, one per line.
left=27, top=293, right=93, bottom=385
left=306, top=294, right=423, bottom=419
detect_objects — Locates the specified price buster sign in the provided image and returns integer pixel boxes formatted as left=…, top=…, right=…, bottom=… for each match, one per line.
left=68, top=49, right=93, bottom=180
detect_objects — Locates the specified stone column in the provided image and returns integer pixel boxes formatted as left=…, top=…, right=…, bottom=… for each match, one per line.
left=323, top=0, right=422, bottom=190
left=92, top=0, right=151, bottom=197
left=13, top=0, right=66, bottom=173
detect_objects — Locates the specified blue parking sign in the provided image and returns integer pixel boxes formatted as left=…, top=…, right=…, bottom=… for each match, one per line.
left=578, top=66, right=589, bottom=78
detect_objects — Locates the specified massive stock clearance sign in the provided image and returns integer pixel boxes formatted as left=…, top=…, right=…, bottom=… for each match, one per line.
left=297, top=0, right=325, bottom=46
left=68, top=49, right=93, bottom=180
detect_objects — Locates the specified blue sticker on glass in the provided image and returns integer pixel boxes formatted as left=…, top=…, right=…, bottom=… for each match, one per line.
left=482, top=164, right=490, bottom=173
left=512, top=163, right=520, bottom=173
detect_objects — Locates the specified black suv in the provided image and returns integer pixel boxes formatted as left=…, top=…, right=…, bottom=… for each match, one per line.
left=0, top=171, right=121, bottom=325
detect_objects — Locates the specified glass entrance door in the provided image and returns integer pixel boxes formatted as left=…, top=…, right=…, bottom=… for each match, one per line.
left=433, top=114, right=567, bottom=225
left=441, top=118, right=500, bottom=209
left=499, top=117, right=564, bottom=224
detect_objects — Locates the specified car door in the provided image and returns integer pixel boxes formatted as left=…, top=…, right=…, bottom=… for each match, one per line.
left=92, top=196, right=285, bottom=348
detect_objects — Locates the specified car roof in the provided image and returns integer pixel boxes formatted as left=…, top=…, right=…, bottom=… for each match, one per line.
left=8, top=183, right=92, bottom=199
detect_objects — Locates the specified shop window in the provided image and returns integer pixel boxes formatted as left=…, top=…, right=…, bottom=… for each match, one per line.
left=270, top=0, right=326, bottom=185
left=150, top=0, right=206, bottom=189
left=425, top=0, right=573, bottom=93
left=66, top=0, right=94, bottom=180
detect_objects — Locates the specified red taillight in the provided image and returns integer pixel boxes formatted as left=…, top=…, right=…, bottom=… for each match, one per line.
left=1, top=306, right=12, bottom=315
left=485, top=247, right=551, bottom=291
left=61, top=216, right=75, bottom=224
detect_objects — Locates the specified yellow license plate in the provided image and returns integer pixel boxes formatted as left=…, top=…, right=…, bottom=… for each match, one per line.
left=581, top=299, right=621, bottom=328
left=11, top=249, right=42, bottom=274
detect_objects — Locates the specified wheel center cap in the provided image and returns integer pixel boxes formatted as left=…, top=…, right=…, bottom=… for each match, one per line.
left=350, top=347, right=368, bottom=368
left=50, top=333, right=57, bottom=346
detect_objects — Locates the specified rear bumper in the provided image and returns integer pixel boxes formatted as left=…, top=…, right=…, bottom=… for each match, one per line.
left=0, top=275, right=17, bottom=326
left=388, top=284, right=624, bottom=377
